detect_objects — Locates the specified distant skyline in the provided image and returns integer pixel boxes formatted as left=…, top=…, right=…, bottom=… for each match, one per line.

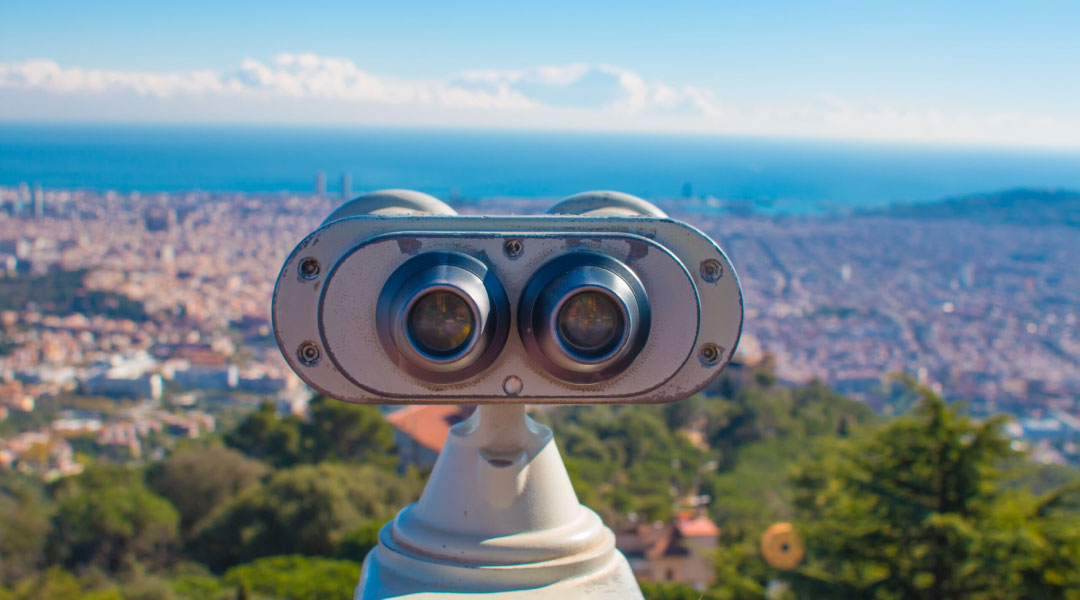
left=2, top=0, right=1079, bottom=148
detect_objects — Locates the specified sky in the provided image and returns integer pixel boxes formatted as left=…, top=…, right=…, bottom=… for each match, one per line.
left=1, top=0, right=1079, bottom=148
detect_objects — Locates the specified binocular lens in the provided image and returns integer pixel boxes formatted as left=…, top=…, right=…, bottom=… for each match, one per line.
left=408, top=291, right=475, bottom=356
left=557, top=291, right=623, bottom=356
left=519, top=252, right=650, bottom=383
left=378, top=252, right=509, bottom=383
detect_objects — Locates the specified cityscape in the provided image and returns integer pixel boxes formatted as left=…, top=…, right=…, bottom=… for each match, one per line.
left=4, top=1, right=1080, bottom=595
left=0, top=181, right=1077, bottom=482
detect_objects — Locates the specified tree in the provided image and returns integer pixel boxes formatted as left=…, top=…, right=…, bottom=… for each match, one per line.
left=191, top=463, right=421, bottom=571
left=785, top=386, right=1080, bottom=599
left=46, top=468, right=180, bottom=574
left=224, top=396, right=396, bottom=467
left=0, top=567, right=84, bottom=600
left=641, top=579, right=719, bottom=599
left=0, top=474, right=49, bottom=585
left=146, top=445, right=268, bottom=538
left=224, top=401, right=304, bottom=467
left=302, top=396, right=394, bottom=465
left=222, top=555, right=363, bottom=600
left=334, top=521, right=384, bottom=562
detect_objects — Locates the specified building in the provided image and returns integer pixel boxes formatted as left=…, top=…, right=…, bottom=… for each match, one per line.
left=81, top=353, right=163, bottom=400
left=616, top=513, right=720, bottom=590
left=341, top=173, right=352, bottom=200
left=0, top=431, right=84, bottom=480
left=315, top=171, right=327, bottom=196
left=385, top=405, right=474, bottom=470
left=172, top=364, right=239, bottom=391
left=15, top=182, right=29, bottom=215
left=32, top=183, right=44, bottom=219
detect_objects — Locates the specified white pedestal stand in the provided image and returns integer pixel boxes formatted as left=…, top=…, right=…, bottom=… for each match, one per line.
left=355, top=405, right=643, bottom=599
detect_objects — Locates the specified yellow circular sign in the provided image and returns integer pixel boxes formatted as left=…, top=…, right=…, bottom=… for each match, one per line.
left=761, top=522, right=805, bottom=570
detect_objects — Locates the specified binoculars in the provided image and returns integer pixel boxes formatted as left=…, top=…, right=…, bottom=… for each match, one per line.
left=273, top=189, right=742, bottom=404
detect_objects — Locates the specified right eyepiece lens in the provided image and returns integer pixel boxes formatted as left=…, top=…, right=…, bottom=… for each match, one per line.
left=557, top=291, right=623, bottom=356
left=519, top=252, right=650, bottom=383
left=408, top=291, right=474, bottom=356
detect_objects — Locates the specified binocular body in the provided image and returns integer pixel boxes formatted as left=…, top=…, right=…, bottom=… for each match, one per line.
left=273, top=207, right=742, bottom=404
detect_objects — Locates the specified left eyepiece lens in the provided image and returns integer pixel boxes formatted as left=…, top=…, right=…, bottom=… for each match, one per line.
left=408, top=291, right=474, bottom=356
left=378, top=252, right=508, bottom=382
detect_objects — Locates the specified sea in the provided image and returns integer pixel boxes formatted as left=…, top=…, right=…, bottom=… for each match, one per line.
left=2, top=122, right=1079, bottom=214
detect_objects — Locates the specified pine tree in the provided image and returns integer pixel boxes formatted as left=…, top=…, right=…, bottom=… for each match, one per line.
left=785, top=384, right=1080, bottom=599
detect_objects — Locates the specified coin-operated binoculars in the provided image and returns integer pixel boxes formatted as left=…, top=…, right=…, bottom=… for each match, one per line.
left=272, top=190, right=743, bottom=599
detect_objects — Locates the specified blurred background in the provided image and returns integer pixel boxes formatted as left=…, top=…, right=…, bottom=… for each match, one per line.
left=1, top=2, right=1078, bottom=599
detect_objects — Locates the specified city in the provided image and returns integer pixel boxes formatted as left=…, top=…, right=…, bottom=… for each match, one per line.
left=0, top=182, right=1076, bottom=482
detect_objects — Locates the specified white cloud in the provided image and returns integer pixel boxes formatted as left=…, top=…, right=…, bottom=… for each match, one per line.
left=0, top=54, right=540, bottom=111
left=0, top=54, right=1077, bottom=148
left=0, top=55, right=725, bottom=116
left=0, top=58, right=229, bottom=98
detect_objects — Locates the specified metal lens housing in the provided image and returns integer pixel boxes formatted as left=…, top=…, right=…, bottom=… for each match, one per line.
left=520, top=252, right=650, bottom=383
left=378, top=252, right=508, bottom=382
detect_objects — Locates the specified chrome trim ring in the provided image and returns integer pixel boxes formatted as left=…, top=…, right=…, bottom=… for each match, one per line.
left=377, top=252, right=508, bottom=383
left=519, top=252, right=650, bottom=383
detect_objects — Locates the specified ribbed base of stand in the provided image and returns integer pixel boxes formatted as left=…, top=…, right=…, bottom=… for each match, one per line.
left=355, top=518, right=643, bottom=599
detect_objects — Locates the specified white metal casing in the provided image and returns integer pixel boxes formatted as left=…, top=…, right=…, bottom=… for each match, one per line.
left=272, top=214, right=743, bottom=404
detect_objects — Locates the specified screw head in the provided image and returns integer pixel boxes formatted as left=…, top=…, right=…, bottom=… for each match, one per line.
left=502, top=375, right=524, bottom=396
left=503, top=239, right=524, bottom=259
left=297, top=341, right=321, bottom=366
left=699, top=343, right=722, bottom=366
left=700, top=259, right=723, bottom=283
left=299, top=257, right=321, bottom=280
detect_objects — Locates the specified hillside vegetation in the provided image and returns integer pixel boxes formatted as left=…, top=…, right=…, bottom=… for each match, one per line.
left=1, top=363, right=1077, bottom=599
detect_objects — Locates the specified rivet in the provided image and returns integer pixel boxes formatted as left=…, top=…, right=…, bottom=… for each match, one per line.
left=700, top=343, right=722, bottom=366
left=299, top=257, right=321, bottom=280
left=700, top=259, right=723, bottom=283
left=297, top=341, right=321, bottom=366
left=503, top=239, right=524, bottom=259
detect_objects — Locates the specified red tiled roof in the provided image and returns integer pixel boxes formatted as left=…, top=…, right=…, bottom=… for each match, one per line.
left=385, top=405, right=473, bottom=453
left=675, top=514, right=720, bottom=538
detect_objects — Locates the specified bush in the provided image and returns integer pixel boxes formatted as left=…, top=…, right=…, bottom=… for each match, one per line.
left=222, top=556, right=363, bottom=600
left=191, top=463, right=420, bottom=571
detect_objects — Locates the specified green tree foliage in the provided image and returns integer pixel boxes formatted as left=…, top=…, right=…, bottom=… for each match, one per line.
left=146, top=445, right=269, bottom=538
left=546, top=403, right=706, bottom=523
left=46, top=467, right=180, bottom=574
left=0, top=474, right=50, bottom=585
left=168, top=573, right=224, bottom=600
left=224, top=401, right=304, bottom=467
left=221, top=555, right=363, bottom=600
left=5, top=361, right=1078, bottom=599
left=640, top=579, right=720, bottom=599
left=545, top=367, right=874, bottom=527
left=224, top=397, right=395, bottom=468
left=711, top=541, right=775, bottom=600
left=785, top=387, right=1080, bottom=599
left=0, top=567, right=194, bottom=600
left=0, top=566, right=128, bottom=600
left=334, top=521, right=384, bottom=562
left=0, top=567, right=85, bottom=600
left=191, top=463, right=421, bottom=572
left=301, top=396, right=395, bottom=466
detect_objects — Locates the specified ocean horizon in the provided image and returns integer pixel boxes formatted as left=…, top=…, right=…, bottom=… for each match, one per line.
left=2, top=122, right=1079, bottom=214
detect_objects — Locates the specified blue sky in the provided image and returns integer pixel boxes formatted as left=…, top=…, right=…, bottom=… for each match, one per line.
left=2, top=0, right=1078, bottom=147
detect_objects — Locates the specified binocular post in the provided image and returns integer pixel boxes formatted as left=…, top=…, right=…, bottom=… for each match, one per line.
left=356, top=404, right=643, bottom=599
